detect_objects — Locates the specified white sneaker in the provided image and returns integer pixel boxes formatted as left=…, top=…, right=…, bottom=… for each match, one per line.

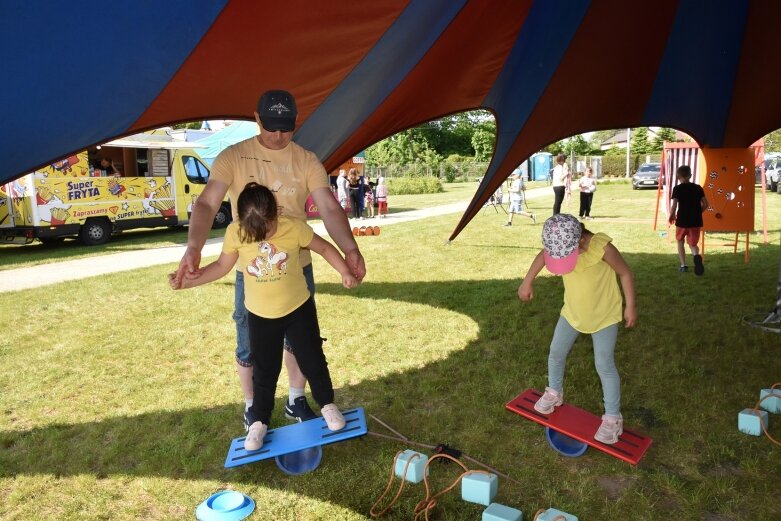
left=533, top=387, right=563, bottom=414
left=244, top=421, right=268, bottom=451
left=320, top=403, right=346, bottom=431
left=594, top=414, right=623, bottom=444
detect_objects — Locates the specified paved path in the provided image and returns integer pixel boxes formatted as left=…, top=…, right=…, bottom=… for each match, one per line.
left=0, top=187, right=551, bottom=293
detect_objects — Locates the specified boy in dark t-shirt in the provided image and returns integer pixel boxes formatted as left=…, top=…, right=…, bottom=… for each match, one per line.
left=669, top=165, right=709, bottom=275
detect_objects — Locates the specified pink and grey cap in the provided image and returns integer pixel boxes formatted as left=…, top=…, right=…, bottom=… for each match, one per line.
left=542, top=214, right=581, bottom=274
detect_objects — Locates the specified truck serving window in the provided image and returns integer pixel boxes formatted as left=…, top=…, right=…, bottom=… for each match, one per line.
left=182, top=155, right=210, bottom=184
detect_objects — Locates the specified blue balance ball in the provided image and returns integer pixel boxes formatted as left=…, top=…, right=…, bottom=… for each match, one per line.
left=275, top=446, right=323, bottom=475
left=545, top=427, right=588, bottom=457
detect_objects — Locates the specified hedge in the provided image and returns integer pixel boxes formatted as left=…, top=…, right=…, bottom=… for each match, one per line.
left=386, top=176, right=443, bottom=195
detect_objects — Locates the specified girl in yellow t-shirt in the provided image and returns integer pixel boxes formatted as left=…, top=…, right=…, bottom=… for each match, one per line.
left=518, top=214, right=637, bottom=444
left=169, top=182, right=357, bottom=452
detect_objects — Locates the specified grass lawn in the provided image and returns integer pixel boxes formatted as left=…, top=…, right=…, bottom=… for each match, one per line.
left=0, top=183, right=477, bottom=272
left=1, top=185, right=780, bottom=520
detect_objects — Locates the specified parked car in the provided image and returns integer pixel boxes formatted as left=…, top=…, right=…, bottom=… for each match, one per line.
left=632, top=163, right=661, bottom=189
left=765, top=158, right=781, bottom=193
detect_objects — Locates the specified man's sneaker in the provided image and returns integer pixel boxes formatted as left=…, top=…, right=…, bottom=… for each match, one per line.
left=594, top=414, right=623, bottom=444
left=531, top=213, right=537, bottom=224
left=693, top=254, right=704, bottom=276
left=285, top=396, right=317, bottom=422
left=679, top=265, right=689, bottom=273
left=244, top=421, right=268, bottom=451
left=533, top=387, right=563, bottom=414
left=503, top=222, right=512, bottom=227
left=320, top=403, right=346, bottom=431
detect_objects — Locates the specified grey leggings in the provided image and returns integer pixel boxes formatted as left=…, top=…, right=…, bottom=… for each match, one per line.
left=548, top=316, right=621, bottom=416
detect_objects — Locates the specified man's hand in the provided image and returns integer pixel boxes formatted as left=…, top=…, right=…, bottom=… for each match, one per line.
left=668, top=215, right=676, bottom=225
left=345, top=249, right=366, bottom=282
left=172, top=246, right=202, bottom=288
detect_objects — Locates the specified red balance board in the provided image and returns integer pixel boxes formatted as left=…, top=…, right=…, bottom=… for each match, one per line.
left=506, top=388, right=652, bottom=465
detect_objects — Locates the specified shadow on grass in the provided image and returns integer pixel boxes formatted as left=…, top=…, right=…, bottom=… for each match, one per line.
left=1, top=249, right=780, bottom=518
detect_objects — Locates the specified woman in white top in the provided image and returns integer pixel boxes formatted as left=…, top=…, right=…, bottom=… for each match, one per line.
left=551, top=153, right=569, bottom=215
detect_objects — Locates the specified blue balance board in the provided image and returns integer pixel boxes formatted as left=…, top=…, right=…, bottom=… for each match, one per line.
left=224, top=407, right=367, bottom=468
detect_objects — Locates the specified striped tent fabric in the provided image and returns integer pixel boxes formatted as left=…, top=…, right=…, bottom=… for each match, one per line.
left=3, top=0, right=781, bottom=239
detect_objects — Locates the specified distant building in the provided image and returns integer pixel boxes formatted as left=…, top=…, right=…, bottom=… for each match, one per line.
left=600, top=128, right=690, bottom=151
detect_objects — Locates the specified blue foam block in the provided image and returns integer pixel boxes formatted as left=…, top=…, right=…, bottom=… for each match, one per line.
left=483, top=502, right=523, bottom=521
left=535, top=508, right=578, bottom=521
left=760, top=389, right=781, bottom=414
left=738, top=408, right=768, bottom=437
left=393, top=449, right=428, bottom=484
left=224, top=408, right=367, bottom=468
left=461, top=472, right=498, bottom=506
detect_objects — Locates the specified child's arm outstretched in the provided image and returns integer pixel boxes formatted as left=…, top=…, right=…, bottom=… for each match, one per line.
left=518, top=250, right=546, bottom=302
left=307, top=234, right=358, bottom=289
left=602, top=243, right=637, bottom=328
left=169, top=251, right=237, bottom=290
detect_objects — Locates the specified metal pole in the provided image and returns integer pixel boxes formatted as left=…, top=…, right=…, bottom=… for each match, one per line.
left=625, top=128, right=631, bottom=177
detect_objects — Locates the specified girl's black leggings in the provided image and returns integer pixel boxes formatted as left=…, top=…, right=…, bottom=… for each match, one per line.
left=247, top=297, right=333, bottom=425
left=552, top=186, right=566, bottom=214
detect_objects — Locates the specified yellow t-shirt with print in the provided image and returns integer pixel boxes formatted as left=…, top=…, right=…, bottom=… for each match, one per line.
left=561, top=233, right=623, bottom=333
left=222, top=218, right=314, bottom=319
left=210, top=136, right=329, bottom=266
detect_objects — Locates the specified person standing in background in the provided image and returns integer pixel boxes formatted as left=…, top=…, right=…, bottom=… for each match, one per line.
left=578, top=167, right=597, bottom=220
left=375, top=177, right=388, bottom=218
left=551, top=154, right=569, bottom=215
left=347, top=168, right=363, bottom=220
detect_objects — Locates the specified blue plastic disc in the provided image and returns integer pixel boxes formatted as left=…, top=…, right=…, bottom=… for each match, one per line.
left=195, top=490, right=255, bottom=521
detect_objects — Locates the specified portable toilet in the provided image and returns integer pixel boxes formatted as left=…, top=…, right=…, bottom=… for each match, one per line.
left=588, top=156, right=603, bottom=178
left=517, top=160, right=531, bottom=181
left=531, top=152, right=553, bottom=181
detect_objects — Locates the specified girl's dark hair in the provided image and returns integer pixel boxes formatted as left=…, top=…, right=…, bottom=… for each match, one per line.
left=556, top=153, right=567, bottom=164
left=236, top=182, right=278, bottom=243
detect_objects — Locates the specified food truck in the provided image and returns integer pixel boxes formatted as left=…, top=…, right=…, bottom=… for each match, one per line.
left=0, top=135, right=230, bottom=245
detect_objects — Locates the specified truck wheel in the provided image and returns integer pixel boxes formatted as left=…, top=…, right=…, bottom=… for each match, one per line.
left=212, top=204, right=231, bottom=229
left=771, top=179, right=778, bottom=193
left=79, top=218, right=112, bottom=245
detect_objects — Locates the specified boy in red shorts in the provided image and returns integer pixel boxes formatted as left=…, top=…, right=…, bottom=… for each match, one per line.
left=669, top=165, right=708, bottom=275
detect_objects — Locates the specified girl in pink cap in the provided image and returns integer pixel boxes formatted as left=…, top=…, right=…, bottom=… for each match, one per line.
left=517, top=213, right=637, bottom=444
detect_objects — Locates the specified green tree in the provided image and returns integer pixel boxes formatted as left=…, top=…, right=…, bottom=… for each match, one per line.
left=590, top=129, right=620, bottom=151
left=630, top=127, right=652, bottom=154
left=652, top=127, right=677, bottom=151
left=172, top=121, right=202, bottom=130
left=569, top=134, right=592, bottom=155
left=604, top=145, right=625, bottom=157
left=543, top=134, right=591, bottom=156
left=762, top=129, right=781, bottom=152
left=471, top=128, right=494, bottom=162
left=366, top=110, right=494, bottom=168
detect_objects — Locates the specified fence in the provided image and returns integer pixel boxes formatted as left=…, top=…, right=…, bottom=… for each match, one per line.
left=364, top=154, right=662, bottom=182
left=365, top=162, right=489, bottom=182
